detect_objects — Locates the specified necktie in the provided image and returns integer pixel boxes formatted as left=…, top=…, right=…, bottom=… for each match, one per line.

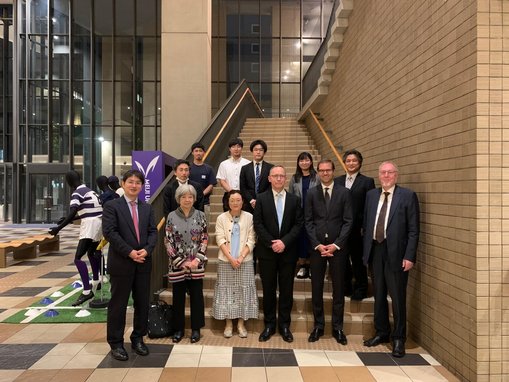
left=324, top=187, right=330, bottom=210
left=375, top=192, right=390, bottom=243
left=230, top=216, right=240, bottom=259
left=276, top=193, right=283, bottom=230
left=255, top=163, right=260, bottom=193
left=130, top=200, right=140, bottom=242
left=346, top=176, right=353, bottom=189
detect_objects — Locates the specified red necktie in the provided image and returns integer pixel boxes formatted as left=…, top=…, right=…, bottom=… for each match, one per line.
left=375, top=192, right=390, bottom=243
left=130, top=200, right=140, bottom=242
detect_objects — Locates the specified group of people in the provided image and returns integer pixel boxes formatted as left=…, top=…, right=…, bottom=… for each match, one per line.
left=50, top=135, right=420, bottom=362
left=162, top=137, right=420, bottom=360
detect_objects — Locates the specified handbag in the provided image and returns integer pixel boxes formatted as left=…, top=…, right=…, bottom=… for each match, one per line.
left=147, top=300, right=173, bottom=338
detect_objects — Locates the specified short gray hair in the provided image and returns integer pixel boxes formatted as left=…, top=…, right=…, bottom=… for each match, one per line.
left=175, top=184, right=197, bottom=203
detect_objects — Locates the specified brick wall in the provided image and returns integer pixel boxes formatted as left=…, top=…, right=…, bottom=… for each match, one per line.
left=304, top=0, right=508, bottom=380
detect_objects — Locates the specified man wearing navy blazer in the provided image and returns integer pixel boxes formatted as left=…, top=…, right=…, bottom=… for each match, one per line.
left=306, top=159, right=353, bottom=344
left=253, top=165, right=303, bottom=343
left=240, top=139, right=274, bottom=213
left=163, top=159, right=204, bottom=216
left=362, top=161, right=420, bottom=358
left=336, top=150, right=375, bottom=300
left=102, top=169, right=158, bottom=361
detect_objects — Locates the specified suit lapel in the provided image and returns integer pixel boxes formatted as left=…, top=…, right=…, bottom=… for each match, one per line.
left=387, top=186, right=400, bottom=227
left=120, top=196, right=139, bottom=241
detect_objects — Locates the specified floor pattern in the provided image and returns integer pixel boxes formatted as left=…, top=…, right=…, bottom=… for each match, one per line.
left=0, top=223, right=459, bottom=381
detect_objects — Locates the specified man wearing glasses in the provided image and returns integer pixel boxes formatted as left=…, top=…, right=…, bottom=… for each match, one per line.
left=305, top=159, right=353, bottom=345
left=362, top=161, right=420, bottom=358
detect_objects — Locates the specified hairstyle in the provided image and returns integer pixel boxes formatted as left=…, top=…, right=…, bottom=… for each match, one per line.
left=379, top=161, right=399, bottom=173
left=173, top=159, right=190, bottom=171
left=122, top=169, right=145, bottom=184
left=96, top=175, right=108, bottom=190
left=175, top=184, right=197, bottom=203
left=317, top=159, right=335, bottom=171
left=293, top=151, right=316, bottom=181
left=249, top=139, right=268, bottom=153
left=269, top=165, right=286, bottom=175
left=225, top=189, right=243, bottom=211
left=228, top=138, right=244, bottom=148
left=191, top=142, right=205, bottom=151
left=342, top=149, right=364, bottom=166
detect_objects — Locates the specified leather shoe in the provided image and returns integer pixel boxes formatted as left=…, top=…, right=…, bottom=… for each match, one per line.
left=172, top=330, right=184, bottom=343
left=72, top=291, right=94, bottom=306
left=110, top=347, right=128, bottom=361
left=258, top=327, right=275, bottom=342
left=350, top=289, right=367, bottom=301
left=332, top=329, right=347, bottom=345
left=392, top=339, right=405, bottom=358
left=190, top=329, right=201, bottom=343
left=279, top=327, right=293, bottom=343
left=308, top=327, right=324, bottom=342
left=131, top=341, right=149, bottom=356
left=363, top=335, right=390, bottom=347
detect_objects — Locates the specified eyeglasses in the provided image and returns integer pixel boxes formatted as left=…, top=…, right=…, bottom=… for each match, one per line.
left=270, top=174, right=286, bottom=179
left=317, top=169, right=333, bottom=173
left=379, top=170, right=397, bottom=175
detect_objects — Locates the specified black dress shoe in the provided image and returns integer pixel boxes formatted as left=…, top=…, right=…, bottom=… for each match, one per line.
left=258, top=327, right=275, bottom=342
left=279, top=327, right=293, bottom=343
left=350, top=289, right=367, bottom=301
left=392, top=339, right=405, bottom=358
left=308, top=327, right=324, bottom=342
left=190, top=329, right=201, bottom=343
left=131, top=341, right=149, bottom=356
left=363, top=335, right=390, bottom=347
left=172, top=330, right=184, bottom=343
left=72, top=291, right=94, bottom=306
left=110, top=347, right=129, bottom=361
left=332, top=329, right=347, bottom=345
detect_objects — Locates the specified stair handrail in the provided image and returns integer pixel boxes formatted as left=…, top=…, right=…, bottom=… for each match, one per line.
left=309, top=109, right=347, bottom=173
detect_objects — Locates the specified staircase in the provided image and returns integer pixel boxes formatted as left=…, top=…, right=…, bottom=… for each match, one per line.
left=161, top=118, right=376, bottom=336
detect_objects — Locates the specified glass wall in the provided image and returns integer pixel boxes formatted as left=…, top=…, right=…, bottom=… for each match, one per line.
left=13, top=0, right=161, bottom=222
left=211, top=0, right=334, bottom=117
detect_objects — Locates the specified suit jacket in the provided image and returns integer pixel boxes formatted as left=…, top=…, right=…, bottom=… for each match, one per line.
left=102, top=196, right=158, bottom=276
left=253, top=189, right=303, bottom=263
left=240, top=161, right=274, bottom=212
left=163, top=178, right=204, bottom=216
left=336, top=173, right=375, bottom=232
left=305, top=181, right=353, bottom=251
left=362, top=185, right=420, bottom=270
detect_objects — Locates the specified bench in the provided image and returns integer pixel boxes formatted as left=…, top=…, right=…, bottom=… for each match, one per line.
left=0, top=234, right=60, bottom=268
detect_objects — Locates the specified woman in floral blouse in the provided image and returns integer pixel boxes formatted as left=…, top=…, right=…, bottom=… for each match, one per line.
left=165, top=184, right=208, bottom=343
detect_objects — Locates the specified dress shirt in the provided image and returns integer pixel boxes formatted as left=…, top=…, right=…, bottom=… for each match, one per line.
left=124, top=196, right=139, bottom=221
left=216, top=156, right=251, bottom=190
left=345, top=172, right=358, bottom=189
left=372, top=185, right=395, bottom=240
left=321, top=183, right=334, bottom=199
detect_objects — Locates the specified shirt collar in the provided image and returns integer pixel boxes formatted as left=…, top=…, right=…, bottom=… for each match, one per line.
left=272, top=188, right=285, bottom=198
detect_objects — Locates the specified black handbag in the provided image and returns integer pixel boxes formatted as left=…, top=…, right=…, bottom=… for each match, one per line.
left=147, top=300, right=173, bottom=338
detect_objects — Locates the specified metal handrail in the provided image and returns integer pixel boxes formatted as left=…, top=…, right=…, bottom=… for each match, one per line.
left=308, top=109, right=347, bottom=173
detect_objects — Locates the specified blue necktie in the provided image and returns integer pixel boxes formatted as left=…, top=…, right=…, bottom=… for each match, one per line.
left=276, top=193, right=283, bottom=230
left=255, top=163, right=260, bottom=193
left=230, top=216, right=241, bottom=259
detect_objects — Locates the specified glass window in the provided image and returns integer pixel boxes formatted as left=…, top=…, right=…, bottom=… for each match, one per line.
left=135, top=37, right=157, bottom=81
left=52, top=0, right=69, bottom=34
left=136, top=0, right=156, bottom=35
left=239, top=37, right=259, bottom=83
left=94, top=81, right=113, bottom=125
left=51, top=124, right=69, bottom=163
left=19, top=82, right=26, bottom=124
left=218, top=0, right=238, bottom=37
left=94, top=36, right=113, bottom=80
left=281, top=0, right=300, bottom=37
left=115, top=124, right=132, bottom=176
left=19, top=0, right=26, bottom=34
left=280, top=83, right=299, bottom=114
left=302, top=0, right=321, bottom=38
left=115, top=37, right=133, bottom=81
left=52, top=35, right=69, bottom=79
left=260, top=0, right=279, bottom=38
left=52, top=80, right=70, bottom=125
left=94, top=0, right=113, bottom=36
left=28, top=34, right=48, bottom=79
left=115, top=81, right=132, bottom=126
left=72, top=35, right=91, bottom=80
left=239, top=13, right=259, bottom=38
left=30, top=0, right=48, bottom=34
left=156, top=82, right=160, bottom=126
left=116, top=0, right=134, bottom=35
left=28, top=80, right=48, bottom=124
left=73, top=81, right=91, bottom=125
left=19, top=34, right=26, bottom=78
left=302, top=38, right=320, bottom=78
left=140, top=82, right=156, bottom=126
left=72, top=0, right=91, bottom=34
left=95, top=126, right=113, bottom=177
left=260, top=83, right=279, bottom=117
left=29, top=125, right=48, bottom=161
left=281, top=39, right=300, bottom=82
left=260, top=37, right=278, bottom=82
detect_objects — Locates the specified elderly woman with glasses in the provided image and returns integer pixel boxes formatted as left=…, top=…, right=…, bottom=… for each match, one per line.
left=165, top=184, right=208, bottom=344
left=211, top=190, right=258, bottom=338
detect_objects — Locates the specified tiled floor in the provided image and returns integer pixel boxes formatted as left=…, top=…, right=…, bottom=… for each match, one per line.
left=0, top=223, right=460, bottom=382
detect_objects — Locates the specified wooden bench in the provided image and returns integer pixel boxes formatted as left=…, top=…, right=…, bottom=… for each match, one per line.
left=0, top=235, right=60, bottom=268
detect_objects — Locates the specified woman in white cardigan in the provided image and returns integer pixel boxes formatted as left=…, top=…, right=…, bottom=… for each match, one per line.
left=211, top=190, right=258, bottom=338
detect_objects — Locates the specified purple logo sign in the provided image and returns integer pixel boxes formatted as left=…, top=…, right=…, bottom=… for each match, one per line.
left=132, top=151, right=174, bottom=202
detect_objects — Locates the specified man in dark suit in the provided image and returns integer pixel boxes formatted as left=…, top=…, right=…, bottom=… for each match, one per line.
left=362, top=161, right=420, bottom=358
left=163, top=159, right=204, bottom=216
left=305, top=159, right=353, bottom=344
left=240, top=139, right=274, bottom=213
left=336, top=150, right=375, bottom=300
left=102, top=169, right=158, bottom=361
left=253, top=165, right=303, bottom=343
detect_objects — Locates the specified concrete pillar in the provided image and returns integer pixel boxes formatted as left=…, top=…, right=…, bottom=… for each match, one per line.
left=161, top=0, right=211, bottom=158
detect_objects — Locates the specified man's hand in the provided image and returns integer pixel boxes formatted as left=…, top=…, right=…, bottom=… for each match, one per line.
left=317, top=244, right=333, bottom=257
left=402, top=259, right=414, bottom=272
left=271, top=239, right=285, bottom=253
left=48, top=227, right=60, bottom=236
left=129, top=250, right=145, bottom=263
